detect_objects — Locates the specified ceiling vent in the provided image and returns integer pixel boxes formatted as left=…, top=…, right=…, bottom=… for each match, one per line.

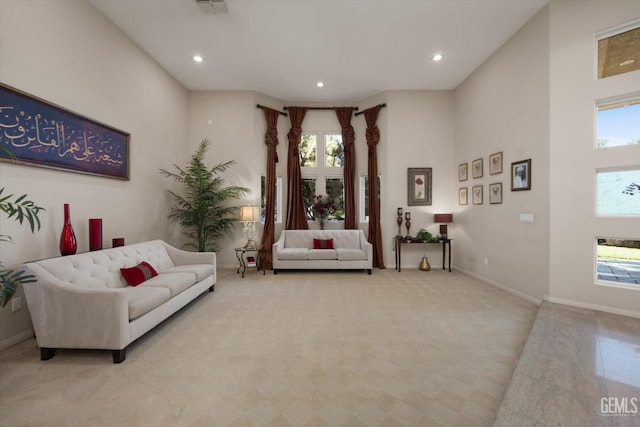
left=195, top=0, right=228, bottom=14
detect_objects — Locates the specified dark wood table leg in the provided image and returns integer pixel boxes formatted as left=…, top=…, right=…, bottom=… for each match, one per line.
left=442, top=240, right=446, bottom=270
left=448, top=240, right=452, bottom=272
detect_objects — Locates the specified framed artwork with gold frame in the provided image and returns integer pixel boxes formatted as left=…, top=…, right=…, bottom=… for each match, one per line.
left=472, top=158, right=483, bottom=179
left=458, top=187, right=468, bottom=205
left=458, top=162, right=468, bottom=182
left=489, top=151, right=503, bottom=175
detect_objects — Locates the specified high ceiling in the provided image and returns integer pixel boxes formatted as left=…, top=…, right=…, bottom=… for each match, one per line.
left=90, top=0, right=549, bottom=103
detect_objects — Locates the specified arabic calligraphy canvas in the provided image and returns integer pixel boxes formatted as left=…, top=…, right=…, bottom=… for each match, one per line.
left=0, top=83, right=129, bottom=180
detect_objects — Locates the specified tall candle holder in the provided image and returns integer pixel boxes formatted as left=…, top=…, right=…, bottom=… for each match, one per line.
left=396, top=207, right=403, bottom=237
left=405, top=212, right=411, bottom=239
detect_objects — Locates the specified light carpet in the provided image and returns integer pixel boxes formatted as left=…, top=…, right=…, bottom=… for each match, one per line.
left=0, top=268, right=538, bottom=426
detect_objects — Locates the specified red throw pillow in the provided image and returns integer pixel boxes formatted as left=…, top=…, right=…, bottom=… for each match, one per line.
left=313, top=238, right=334, bottom=249
left=120, top=261, right=158, bottom=286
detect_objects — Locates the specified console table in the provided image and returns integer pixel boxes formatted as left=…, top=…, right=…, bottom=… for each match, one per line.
left=394, top=237, right=452, bottom=272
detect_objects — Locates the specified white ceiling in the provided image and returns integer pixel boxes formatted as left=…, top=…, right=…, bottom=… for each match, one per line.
left=90, top=0, right=549, bottom=103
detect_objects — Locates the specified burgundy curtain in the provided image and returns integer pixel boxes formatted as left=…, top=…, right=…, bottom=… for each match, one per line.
left=364, top=105, right=386, bottom=269
left=285, top=107, right=309, bottom=230
left=259, top=107, right=280, bottom=270
left=335, top=107, right=356, bottom=229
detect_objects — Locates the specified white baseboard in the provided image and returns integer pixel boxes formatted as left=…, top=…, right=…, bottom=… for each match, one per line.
left=0, top=329, right=34, bottom=351
left=456, top=267, right=543, bottom=306
left=544, top=295, right=640, bottom=319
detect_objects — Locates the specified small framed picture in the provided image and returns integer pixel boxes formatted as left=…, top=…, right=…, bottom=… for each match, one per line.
left=458, top=163, right=468, bottom=182
left=407, top=167, right=432, bottom=206
left=489, top=152, right=503, bottom=175
left=458, top=187, right=468, bottom=205
left=472, top=158, right=483, bottom=179
left=472, top=185, right=483, bottom=205
left=489, top=182, right=503, bottom=204
left=511, top=159, right=531, bottom=191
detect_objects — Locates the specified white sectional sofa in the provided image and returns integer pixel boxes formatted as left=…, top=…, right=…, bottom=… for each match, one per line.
left=21, top=240, right=216, bottom=363
left=273, top=229, right=372, bottom=274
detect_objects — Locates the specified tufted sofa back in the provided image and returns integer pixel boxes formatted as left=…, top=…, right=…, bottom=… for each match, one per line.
left=30, top=240, right=175, bottom=289
left=282, top=230, right=363, bottom=249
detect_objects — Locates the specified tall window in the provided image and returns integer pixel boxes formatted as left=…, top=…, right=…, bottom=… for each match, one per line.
left=300, top=132, right=344, bottom=222
left=260, top=175, right=282, bottom=224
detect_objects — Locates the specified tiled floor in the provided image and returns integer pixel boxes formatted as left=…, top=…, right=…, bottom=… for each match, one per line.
left=495, top=302, right=640, bottom=427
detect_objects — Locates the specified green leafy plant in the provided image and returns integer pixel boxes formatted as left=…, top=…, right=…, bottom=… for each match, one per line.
left=160, top=138, right=250, bottom=252
left=0, top=188, right=45, bottom=307
left=416, top=228, right=434, bottom=242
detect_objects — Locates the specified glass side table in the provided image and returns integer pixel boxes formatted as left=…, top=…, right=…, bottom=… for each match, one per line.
left=234, top=247, right=265, bottom=278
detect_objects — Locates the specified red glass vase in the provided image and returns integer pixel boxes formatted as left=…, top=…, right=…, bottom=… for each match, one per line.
left=59, top=204, right=77, bottom=256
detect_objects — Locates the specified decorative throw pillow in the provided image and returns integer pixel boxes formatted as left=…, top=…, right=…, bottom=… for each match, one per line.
left=313, top=238, right=334, bottom=249
left=120, top=261, right=158, bottom=286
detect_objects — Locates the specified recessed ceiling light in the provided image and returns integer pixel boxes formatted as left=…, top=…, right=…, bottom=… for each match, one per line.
left=193, top=55, right=204, bottom=63
left=317, top=81, right=325, bottom=88
left=432, top=53, right=444, bottom=62
left=620, top=59, right=635, bottom=67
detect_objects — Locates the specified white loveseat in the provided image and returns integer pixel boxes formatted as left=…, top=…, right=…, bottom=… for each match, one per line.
left=21, top=240, right=215, bottom=363
left=273, top=229, right=372, bottom=274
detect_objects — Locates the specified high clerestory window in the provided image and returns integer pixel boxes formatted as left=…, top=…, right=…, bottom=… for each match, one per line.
left=597, top=24, right=640, bottom=79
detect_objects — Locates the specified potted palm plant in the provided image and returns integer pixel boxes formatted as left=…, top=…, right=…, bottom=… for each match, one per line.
left=160, top=138, right=250, bottom=252
left=0, top=188, right=45, bottom=307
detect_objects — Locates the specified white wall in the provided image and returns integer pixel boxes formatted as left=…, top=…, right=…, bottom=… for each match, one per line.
left=385, top=91, right=457, bottom=270
left=454, top=6, right=550, bottom=302
left=186, top=91, right=268, bottom=267
left=549, top=0, right=640, bottom=316
left=0, top=0, right=188, bottom=346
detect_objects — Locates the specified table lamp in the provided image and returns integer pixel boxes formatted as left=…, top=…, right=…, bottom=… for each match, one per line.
left=434, top=213, right=453, bottom=240
left=240, top=205, right=260, bottom=249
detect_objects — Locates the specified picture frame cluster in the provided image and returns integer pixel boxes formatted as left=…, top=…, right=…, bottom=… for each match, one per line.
left=458, top=151, right=530, bottom=206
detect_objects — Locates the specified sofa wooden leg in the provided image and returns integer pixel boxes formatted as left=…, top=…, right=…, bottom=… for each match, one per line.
left=367, top=269, right=372, bottom=275
left=273, top=269, right=278, bottom=275
left=209, top=285, right=215, bottom=292
left=40, top=347, right=56, bottom=361
left=112, top=349, right=126, bottom=364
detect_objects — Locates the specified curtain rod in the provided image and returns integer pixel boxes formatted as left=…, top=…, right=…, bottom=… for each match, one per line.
left=283, top=106, right=359, bottom=111
left=354, top=103, right=387, bottom=116
left=256, top=104, right=287, bottom=116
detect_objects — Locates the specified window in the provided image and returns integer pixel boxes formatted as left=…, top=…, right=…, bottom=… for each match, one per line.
left=260, top=175, right=282, bottom=224
left=302, top=178, right=316, bottom=220
left=325, top=177, right=344, bottom=220
left=359, top=175, right=381, bottom=223
left=596, top=169, right=640, bottom=216
left=596, top=238, right=640, bottom=287
left=597, top=97, right=640, bottom=148
left=300, top=134, right=316, bottom=167
left=325, top=133, right=344, bottom=167
left=597, top=24, right=640, bottom=80
left=300, top=132, right=345, bottom=223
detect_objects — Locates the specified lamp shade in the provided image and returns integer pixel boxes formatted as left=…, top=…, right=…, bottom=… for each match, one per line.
left=434, top=213, right=453, bottom=223
left=240, top=205, right=260, bottom=222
